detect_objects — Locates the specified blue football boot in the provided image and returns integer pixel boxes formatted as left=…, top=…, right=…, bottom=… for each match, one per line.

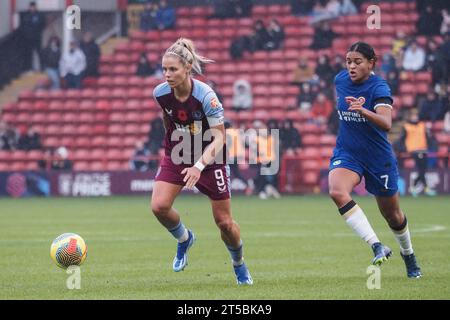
left=233, top=262, right=253, bottom=285
left=401, top=252, right=423, bottom=278
left=371, top=242, right=392, bottom=266
left=172, top=230, right=195, bottom=272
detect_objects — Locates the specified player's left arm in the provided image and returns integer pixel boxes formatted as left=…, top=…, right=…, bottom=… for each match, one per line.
left=347, top=97, right=392, bottom=131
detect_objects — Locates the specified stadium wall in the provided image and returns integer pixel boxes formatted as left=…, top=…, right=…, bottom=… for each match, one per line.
left=0, top=170, right=449, bottom=198
left=169, top=0, right=291, bottom=7
left=0, top=1, right=11, bottom=39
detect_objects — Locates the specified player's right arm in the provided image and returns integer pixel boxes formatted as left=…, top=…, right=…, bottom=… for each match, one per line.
left=153, top=84, right=171, bottom=132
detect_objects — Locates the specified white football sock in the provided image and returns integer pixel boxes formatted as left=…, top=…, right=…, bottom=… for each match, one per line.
left=392, top=227, right=413, bottom=255
left=343, top=205, right=380, bottom=246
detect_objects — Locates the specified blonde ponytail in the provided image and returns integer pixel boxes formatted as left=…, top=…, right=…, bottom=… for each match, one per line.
left=164, top=38, right=213, bottom=74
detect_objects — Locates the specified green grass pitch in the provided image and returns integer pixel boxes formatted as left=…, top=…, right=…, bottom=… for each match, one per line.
left=1, top=195, right=449, bottom=299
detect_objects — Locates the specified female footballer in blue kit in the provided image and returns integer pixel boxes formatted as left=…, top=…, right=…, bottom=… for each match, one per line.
left=328, top=42, right=422, bottom=278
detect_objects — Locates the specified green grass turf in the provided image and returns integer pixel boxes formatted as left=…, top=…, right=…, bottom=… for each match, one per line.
left=0, top=195, right=449, bottom=299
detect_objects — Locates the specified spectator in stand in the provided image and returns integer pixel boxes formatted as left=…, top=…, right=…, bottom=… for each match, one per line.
left=80, top=32, right=100, bottom=78
left=224, top=120, right=249, bottom=191
left=60, top=41, right=86, bottom=89
left=210, top=0, right=236, bottom=19
left=310, top=21, right=338, bottom=50
left=206, top=80, right=224, bottom=104
left=339, top=0, right=357, bottom=16
left=296, top=82, right=315, bottom=112
left=229, top=34, right=252, bottom=59
left=315, top=54, right=335, bottom=84
left=327, top=109, right=340, bottom=135
left=379, top=52, right=397, bottom=77
left=437, top=32, right=450, bottom=84
left=155, top=0, right=176, bottom=30
left=444, top=104, right=450, bottom=133
left=441, top=9, right=450, bottom=35
left=386, top=70, right=399, bottom=96
left=402, top=40, right=426, bottom=72
left=17, top=126, right=42, bottom=151
left=51, top=146, right=73, bottom=171
left=249, top=120, right=281, bottom=200
left=318, top=78, right=335, bottom=100
left=41, top=36, right=61, bottom=90
left=136, top=52, right=156, bottom=77
left=232, top=79, right=253, bottom=112
left=332, top=54, right=346, bottom=74
left=391, top=30, right=408, bottom=61
left=0, top=121, right=18, bottom=151
left=251, top=20, right=271, bottom=51
left=19, top=1, right=46, bottom=71
left=292, top=57, right=315, bottom=87
left=265, top=19, right=285, bottom=50
left=233, top=0, right=253, bottom=18
left=417, top=4, right=443, bottom=36
left=140, top=1, right=159, bottom=31
left=291, top=0, right=314, bottom=16
left=147, top=117, right=165, bottom=156
left=398, top=112, right=436, bottom=196
left=130, top=140, right=150, bottom=171
left=37, top=148, right=53, bottom=170
left=419, top=90, right=444, bottom=122
left=280, top=119, right=302, bottom=155
left=311, top=92, right=333, bottom=124
left=424, top=39, right=444, bottom=86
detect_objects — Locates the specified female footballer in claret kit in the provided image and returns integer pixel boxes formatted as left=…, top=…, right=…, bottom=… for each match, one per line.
left=150, top=38, right=252, bottom=285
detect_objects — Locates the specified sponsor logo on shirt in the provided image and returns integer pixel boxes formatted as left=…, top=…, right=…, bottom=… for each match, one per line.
left=210, top=97, right=219, bottom=108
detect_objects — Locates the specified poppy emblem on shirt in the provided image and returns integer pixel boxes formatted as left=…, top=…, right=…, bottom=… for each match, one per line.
left=210, top=97, right=219, bottom=108
left=177, top=110, right=188, bottom=121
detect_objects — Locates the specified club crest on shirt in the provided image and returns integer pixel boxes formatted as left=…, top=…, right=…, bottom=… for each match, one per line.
left=189, top=122, right=202, bottom=135
left=191, top=111, right=203, bottom=120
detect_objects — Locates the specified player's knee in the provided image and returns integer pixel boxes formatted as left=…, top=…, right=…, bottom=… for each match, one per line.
left=329, top=188, right=349, bottom=203
left=385, top=209, right=404, bottom=227
left=151, top=201, right=171, bottom=217
left=216, top=219, right=234, bottom=234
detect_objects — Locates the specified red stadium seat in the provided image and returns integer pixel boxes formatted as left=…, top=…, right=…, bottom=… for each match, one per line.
left=106, top=161, right=125, bottom=171
left=319, top=134, right=336, bottom=146
left=106, top=149, right=125, bottom=161
left=299, top=147, right=320, bottom=160
left=302, top=134, right=320, bottom=146
left=303, top=171, right=319, bottom=185
left=90, top=161, right=105, bottom=171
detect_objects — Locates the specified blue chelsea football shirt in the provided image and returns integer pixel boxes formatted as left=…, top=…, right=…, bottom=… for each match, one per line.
left=334, top=70, right=396, bottom=170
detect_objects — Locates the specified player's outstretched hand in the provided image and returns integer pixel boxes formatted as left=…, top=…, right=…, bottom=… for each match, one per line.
left=346, top=96, right=365, bottom=115
left=181, top=166, right=201, bottom=189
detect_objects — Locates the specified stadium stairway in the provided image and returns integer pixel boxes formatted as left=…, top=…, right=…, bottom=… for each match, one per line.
left=0, top=72, right=47, bottom=113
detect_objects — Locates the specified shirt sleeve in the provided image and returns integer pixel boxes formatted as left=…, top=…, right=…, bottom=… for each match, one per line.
left=373, top=82, right=393, bottom=110
left=203, top=91, right=224, bottom=127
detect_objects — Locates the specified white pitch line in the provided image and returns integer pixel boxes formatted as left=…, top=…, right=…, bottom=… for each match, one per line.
left=413, top=225, right=447, bottom=233
left=332, top=225, right=447, bottom=237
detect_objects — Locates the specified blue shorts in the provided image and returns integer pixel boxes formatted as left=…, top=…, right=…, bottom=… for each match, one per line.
left=329, top=149, right=399, bottom=197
